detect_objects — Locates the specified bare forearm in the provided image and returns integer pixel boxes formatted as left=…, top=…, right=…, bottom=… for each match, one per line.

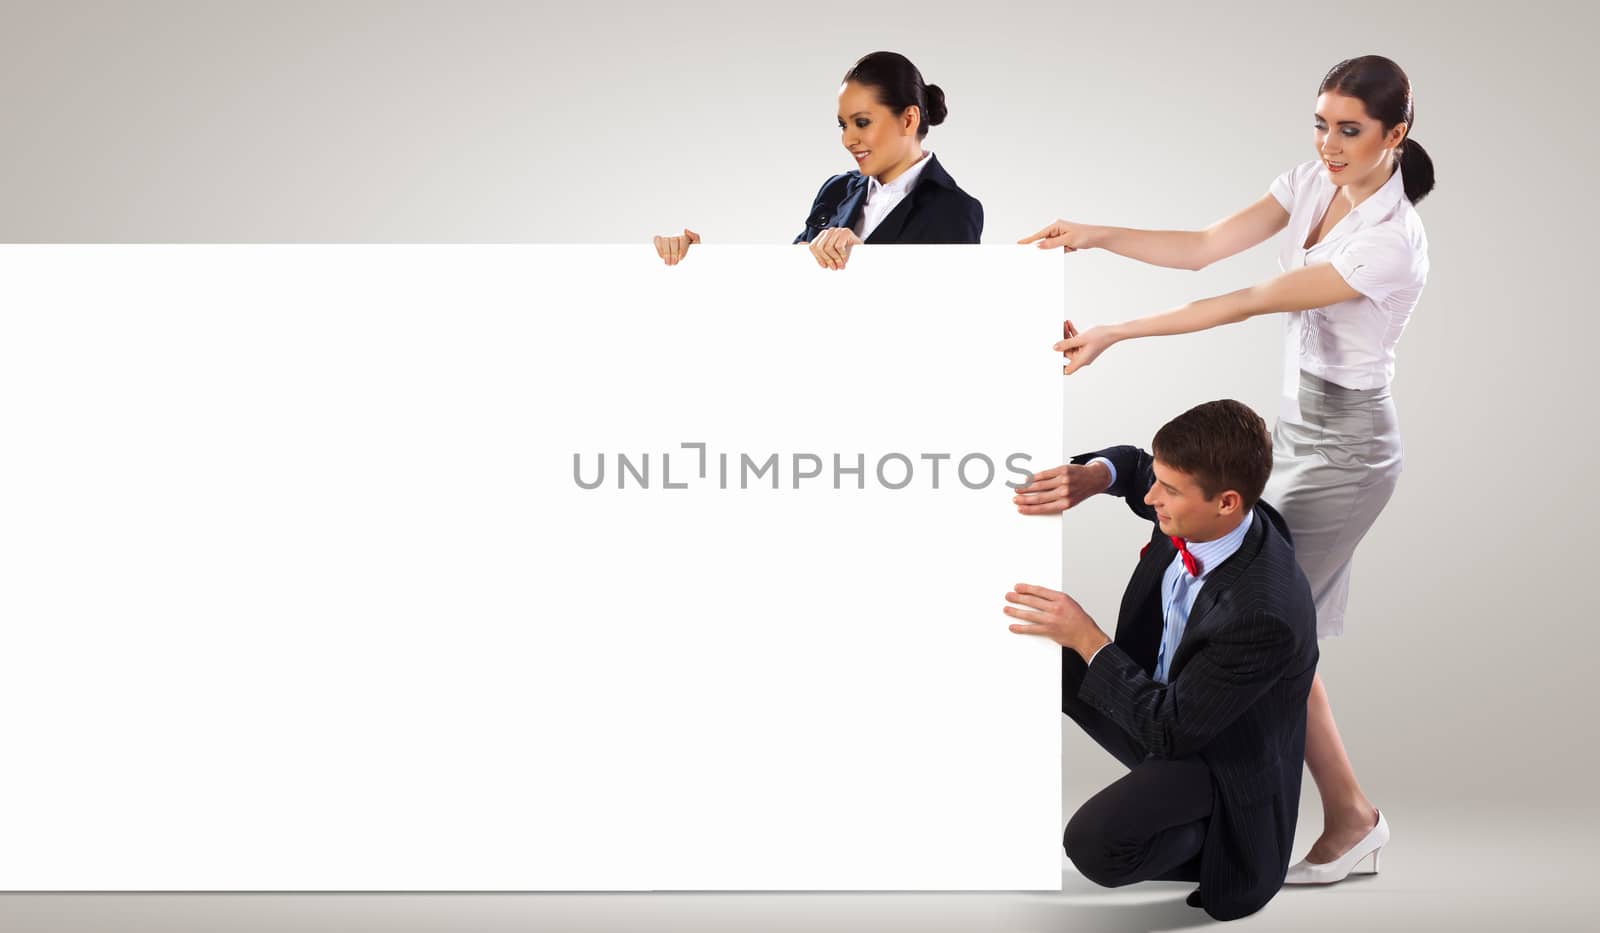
left=1091, top=226, right=1212, bottom=271
left=1059, top=264, right=1357, bottom=373
left=1112, top=289, right=1255, bottom=342
left=1109, top=265, right=1354, bottom=343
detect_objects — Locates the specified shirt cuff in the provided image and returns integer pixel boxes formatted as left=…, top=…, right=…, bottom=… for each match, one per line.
left=1088, top=456, right=1117, bottom=489
left=1087, top=642, right=1109, bottom=667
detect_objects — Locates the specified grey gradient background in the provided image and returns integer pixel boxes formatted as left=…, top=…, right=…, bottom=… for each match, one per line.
left=1, top=0, right=1594, bottom=929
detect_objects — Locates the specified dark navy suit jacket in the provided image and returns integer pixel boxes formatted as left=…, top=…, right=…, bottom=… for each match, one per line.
left=1065, top=445, right=1319, bottom=921
left=792, top=153, right=982, bottom=245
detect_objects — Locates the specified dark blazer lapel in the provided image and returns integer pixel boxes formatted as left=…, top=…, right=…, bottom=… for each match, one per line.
left=1124, top=532, right=1172, bottom=614
left=864, top=197, right=910, bottom=243
left=830, top=177, right=868, bottom=232
left=863, top=153, right=954, bottom=244
left=1178, top=510, right=1266, bottom=643
left=1115, top=530, right=1172, bottom=672
left=870, top=202, right=908, bottom=243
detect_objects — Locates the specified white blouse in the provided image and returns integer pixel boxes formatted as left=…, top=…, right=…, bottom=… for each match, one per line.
left=1269, top=159, right=1429, bottom=423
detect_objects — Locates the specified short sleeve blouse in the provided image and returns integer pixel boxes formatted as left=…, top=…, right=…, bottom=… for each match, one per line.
left=1268, top=160, right=1429, bottom=421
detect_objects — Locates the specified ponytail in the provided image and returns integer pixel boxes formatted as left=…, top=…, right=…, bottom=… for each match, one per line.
left=1397, top=137, right=1434, bottom=204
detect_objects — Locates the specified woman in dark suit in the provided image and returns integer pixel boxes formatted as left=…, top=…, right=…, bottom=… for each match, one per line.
left=653, top=51, right=982, bottom=270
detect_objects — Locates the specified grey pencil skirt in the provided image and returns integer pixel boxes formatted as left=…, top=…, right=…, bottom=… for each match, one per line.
left=1261, top=371, right=1403, bottom=638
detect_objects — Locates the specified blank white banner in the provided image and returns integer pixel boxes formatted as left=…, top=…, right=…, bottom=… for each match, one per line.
left=0, top=245, right=1063, bottom=890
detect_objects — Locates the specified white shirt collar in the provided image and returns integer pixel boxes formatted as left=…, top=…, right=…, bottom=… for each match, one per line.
left=865, top=151, right=932, bottom=202
left=1348, top=163, right=1407, bottom=229
left=1180, top=511, right=1253, bottom=579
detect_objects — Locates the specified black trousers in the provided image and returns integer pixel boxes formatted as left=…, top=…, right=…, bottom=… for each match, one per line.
left=1062, top=660, right=1212, bottom=887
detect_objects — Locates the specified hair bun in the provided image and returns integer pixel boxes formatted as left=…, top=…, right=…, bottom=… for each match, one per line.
left=922, top=83, right=948, bottom=126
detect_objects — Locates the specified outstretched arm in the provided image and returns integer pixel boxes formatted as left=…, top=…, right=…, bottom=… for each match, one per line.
left=1007, top=586, right=1305, bottom=761
left=1014, top=445, right=1157, bottom=520
left=1055, top=262, right=1361, bottom=374
left=1019, top=194, right=1288, bottom=271
left=1078, top=611, right=1301, bottom=760
left=1070, top=446, right=1156, bottom=523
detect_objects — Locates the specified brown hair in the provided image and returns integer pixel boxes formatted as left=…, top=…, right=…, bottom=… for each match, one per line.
left=1151, top=399, right=1272, bottom=510
left=1320, top=55, right=1435, bottom=203
left=843, top=51, right=947, bottom=140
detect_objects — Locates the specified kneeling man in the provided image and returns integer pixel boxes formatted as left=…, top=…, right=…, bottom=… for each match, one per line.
left=1005, top=399, right=1317, bottom=921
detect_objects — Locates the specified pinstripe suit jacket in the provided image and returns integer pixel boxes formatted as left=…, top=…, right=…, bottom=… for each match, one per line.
left=1067, top=445, right=1319, bottom=921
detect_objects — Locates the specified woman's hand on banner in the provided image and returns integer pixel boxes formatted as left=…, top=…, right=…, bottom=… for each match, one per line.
left=1054, top=324, right=1119, bottom=375
left=1018, top=219, right=1100, bottom=252
left=809, top=227, right=863, bottom=270
left=653, top=228, right=701, bottom=266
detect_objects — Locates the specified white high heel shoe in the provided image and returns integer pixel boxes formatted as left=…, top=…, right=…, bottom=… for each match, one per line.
left=1284, top=810, right=1389, bottom=885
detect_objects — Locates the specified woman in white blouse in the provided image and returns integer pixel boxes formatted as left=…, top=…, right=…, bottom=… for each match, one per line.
left=1015, top=55, right=1433, bottom=886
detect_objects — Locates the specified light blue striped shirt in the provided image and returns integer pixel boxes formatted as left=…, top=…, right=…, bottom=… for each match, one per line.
left=1086, top=457, right=1252, bottom=681
left=1152, top=512, right=1252, bottom=683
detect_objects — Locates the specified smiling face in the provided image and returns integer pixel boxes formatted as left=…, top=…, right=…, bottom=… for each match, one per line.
left=837, top=80, right=920, bottom=181
left=1314, top=91, right=1407, bottom=190
left=1143, top=459, right=1242, bottom=543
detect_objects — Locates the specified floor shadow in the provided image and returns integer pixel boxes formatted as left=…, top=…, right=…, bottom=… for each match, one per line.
left=1014, top=898, right=1210, bottom=932
left=1006, top=871, right=1215, bottom=932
